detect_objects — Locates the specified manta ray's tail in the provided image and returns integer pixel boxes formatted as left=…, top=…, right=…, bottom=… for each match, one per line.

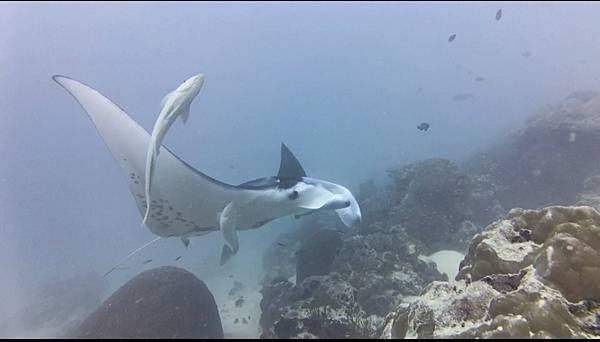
left=103, top=236, right=163, bottom=277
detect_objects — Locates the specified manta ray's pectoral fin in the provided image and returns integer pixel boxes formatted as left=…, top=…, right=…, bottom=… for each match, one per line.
left=219, top=201, right=239, bottom=265
left=181, top=237, right=190, bottom=248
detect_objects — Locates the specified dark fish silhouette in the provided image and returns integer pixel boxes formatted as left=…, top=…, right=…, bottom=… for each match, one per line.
left=277, top=242, right=286, bottom=247
left=417, top=123, right=430, bottom=131
left=142, top=259, right=153, bottom=264
left=448, top=34, right=456, bottom=42
left=453, top=93, right=473, bottom=101
left=417, top=87, right=423, bottom=93
left=474, top=76, right=485, bottom=82
left=496, top=9, right=502, bottom=21
left=522, top=51, right=532, bottom=58
left=175, top=256, right=182, bottom=261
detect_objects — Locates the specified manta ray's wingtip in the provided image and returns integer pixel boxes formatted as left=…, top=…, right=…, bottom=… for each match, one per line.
left=51, top=74, right=70, bottom=83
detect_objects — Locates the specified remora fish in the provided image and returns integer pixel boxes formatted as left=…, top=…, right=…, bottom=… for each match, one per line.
left=53, top=75, right=362, bottom=271
left=142, top=74, right=205, bottom=226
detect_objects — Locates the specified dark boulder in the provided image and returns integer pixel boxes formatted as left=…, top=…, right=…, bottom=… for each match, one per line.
left=77, top=266, right=223, bottom=338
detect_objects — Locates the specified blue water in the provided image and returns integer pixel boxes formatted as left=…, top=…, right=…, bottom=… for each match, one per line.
left=2, top=1, right=600, bottom=337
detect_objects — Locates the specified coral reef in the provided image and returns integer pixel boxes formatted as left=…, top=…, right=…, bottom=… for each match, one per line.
left=77, top=266, right=223, bottom=338
left=296, top=229, right=343, bottom=283
left=382, top=206, right=600, bottom=339
left=465, top=90, right=600, bottom=211
left=386, top=159, right=474, bottom=251
left=259, top=220, right=446, bottom=338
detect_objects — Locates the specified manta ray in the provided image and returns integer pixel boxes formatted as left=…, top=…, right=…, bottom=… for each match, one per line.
left=143, top=73, right=204, bottom=225
left=52, top=75, right=362, bottom=270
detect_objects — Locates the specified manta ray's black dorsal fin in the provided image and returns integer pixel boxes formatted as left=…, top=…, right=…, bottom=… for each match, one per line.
left=278, top=143, right=307, bottom=182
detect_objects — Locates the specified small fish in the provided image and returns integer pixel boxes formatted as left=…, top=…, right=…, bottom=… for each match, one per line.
left=474, top=76, right=485, bottom=82
left=496, top=9, right=502, bottom=21
left=417, top=87, right=423, bottom=93
left=417, top=122, right=430, bottom=131
left=452, top=93, right=473, bottom=101
left=522, top=51, right=532, bottom=58
left=277, top=242, right=286, bottom=247
left=175, top=256, right=182, bottom=261
left=448, top=34, right=456, bottom=42
left=228, top=274, right=234, bottom=278
left=142, top=259, right=153, bottom=264
left=234, top=318, right=239, bottom=324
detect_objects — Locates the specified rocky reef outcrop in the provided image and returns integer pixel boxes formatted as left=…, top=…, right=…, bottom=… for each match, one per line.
left=466, top=90, right=600, bottom=211
left=382, top=206, right=600, bottom=339
left=259, top=221, right=446, bottom=338
left=386, top=158, right=477, bottom=251
left=77, top=266, right=223, bottom=338
left=296, top=229, right=343, bottom=283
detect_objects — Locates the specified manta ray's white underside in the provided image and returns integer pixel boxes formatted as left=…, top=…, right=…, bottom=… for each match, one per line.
left=53, top=76, right=361, bottom=246
left=54, top=76, right=262, bottom=239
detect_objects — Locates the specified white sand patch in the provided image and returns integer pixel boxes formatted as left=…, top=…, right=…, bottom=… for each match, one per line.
left=418, top=250, right=465, bottom=281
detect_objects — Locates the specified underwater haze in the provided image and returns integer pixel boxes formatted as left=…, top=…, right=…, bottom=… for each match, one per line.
left=3, top=1, right=600, bottom=338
